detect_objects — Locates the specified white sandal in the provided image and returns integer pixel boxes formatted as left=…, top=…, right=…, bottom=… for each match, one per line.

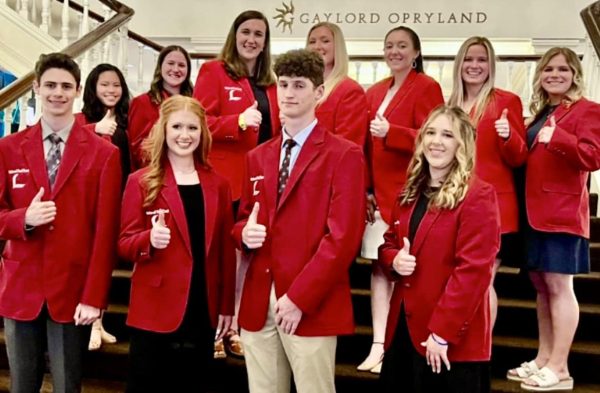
left=521, top=367, right=574, bottom=391
left=507, top=360, right=540, bottom=381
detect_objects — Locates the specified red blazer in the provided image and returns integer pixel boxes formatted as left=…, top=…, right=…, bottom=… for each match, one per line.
left=366, top=70, right=444, bottom=223
left=193, top=60, right=281, bottom=200
left=316, top=76, right=368, bottom=147
left=526, top=98, right=600, bottom=238
left=0, top=121, right=121, bottom=322
left=118, top=163, right=236, bottom=332
left=379, top=177, right=500, bottom=361
left=232, top=124, right=366, bottom=336
left=473, top=89, right=527, bottom=233
left=128, top=92, right=163, bottom=170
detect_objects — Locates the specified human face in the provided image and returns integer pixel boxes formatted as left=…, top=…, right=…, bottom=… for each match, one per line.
left=541, top=54, right=574, bottom=104
left=161, top=50, right=188, bottom=92
left=422, top=114, right=459, bottom=182
left=165, top=109, right=201, bottom=160
left=34, top=68, right=80, bottom=120
left=236, top=19, right=267, bottom=72
left=384, top=30, right=420, bottom=74
left=277, top=76, right=323, bottom=124
left=307, top=26, right=335, bottom=69
left=96, top=70, right=122, bottom=109
left=461, top=44, right=490, bottom=90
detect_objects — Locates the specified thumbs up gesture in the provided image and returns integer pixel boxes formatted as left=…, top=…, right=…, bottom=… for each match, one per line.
left=241, top=101, right=262, bottom=129
left=25, top=187, right=57, bottom=227
left=370, top=112, right=390, bottom=138
left=242, top=202, right=267, bottom=249
left=95, top=108, right=117, bottom=136
left=494, top=108, right=510, bottom=139
left=537, top=115, right=557, bottom=144
left=150, top=212, right=171, bottom=249
left=392, top=237, right=416, bottom=276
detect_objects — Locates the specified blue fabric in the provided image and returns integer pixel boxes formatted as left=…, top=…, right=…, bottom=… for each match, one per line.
left=525, top=229, right=590, bottom=274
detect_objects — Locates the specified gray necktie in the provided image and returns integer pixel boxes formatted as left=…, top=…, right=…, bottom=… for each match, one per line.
left=46, top=133, right=62, bottom=187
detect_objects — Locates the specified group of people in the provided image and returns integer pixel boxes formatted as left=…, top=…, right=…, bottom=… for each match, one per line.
left=0, top=7, right=599, bottom=393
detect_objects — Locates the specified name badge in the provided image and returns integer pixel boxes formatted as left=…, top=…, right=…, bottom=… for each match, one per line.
left=8, top=168, right=29, bottom=189
left=225, top=86, right=242, bottom=101
left=250, top=175, right=264, bottom=196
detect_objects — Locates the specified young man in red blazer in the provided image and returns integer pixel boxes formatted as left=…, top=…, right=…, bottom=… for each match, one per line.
left=233, top=49, right=366, bottom=393
left=0, top=53, right=121, bottom=393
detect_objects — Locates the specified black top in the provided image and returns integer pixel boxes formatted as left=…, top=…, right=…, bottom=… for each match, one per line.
left=249, top=77, right=272, bottom=145
left=176, top=183, right=210, bottom=338
left=111, top=127, right=131, bottom=191
left=408, top=188, right=438, bottom=244
left=526, top=105, right=558, bottom=148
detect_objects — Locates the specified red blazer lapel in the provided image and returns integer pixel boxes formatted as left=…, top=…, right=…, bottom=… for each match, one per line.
left=370, top=78, right=392, bottom=117
left=239, top=78, right=255, bottom=106
left=198, top=167, right=217, bottom=256
left=162, top=163, right=192, bottom=257
left=384, top=70, right=418, bottom=118
left=263, top=138, right=281, bottom=226
left=411, top=204, right=442, bottom=257
left=51, top=123, right=86, bottom=198
left=21, top=123, right=50, bottom=192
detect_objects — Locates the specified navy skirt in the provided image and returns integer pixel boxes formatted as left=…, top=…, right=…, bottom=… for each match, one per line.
left=525, top=229, right=590, bottom=274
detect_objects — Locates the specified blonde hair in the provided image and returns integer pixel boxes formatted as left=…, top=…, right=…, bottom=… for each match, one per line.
left=529, top=47, right=584, bottom=118
left=142, top=96, right=212, bottom=206
left=448, top=36, right=497, bottom=125
left=306, top=22, right=349, bottom=103
left=401, top=105, right=476, bottom=210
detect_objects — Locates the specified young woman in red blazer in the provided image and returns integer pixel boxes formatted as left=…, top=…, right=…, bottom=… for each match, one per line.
left=306, top=22, right=368, bottom=147
left=378, top=105, right=500, bottom=393
left=119, top=96, right=235, bottom=393
left=78, top=63, right=133, bottom=351
left=128, top=45, right=194, bottom=169
left=193, top=10, right=280, bottom=359
left=448, top=37, right=527, bottom=329
left=360, top=26, right=444, bottom=373
left=507, top=48, right=600, bottom=392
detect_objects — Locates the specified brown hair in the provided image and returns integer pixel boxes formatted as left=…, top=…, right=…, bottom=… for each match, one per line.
left=148, top=45, right=193, bottom=105
left=274, top=49, right=324, bottom=88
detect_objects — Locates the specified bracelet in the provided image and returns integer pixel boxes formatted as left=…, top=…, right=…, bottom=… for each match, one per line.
left=431, top=334, right=448, bottom=346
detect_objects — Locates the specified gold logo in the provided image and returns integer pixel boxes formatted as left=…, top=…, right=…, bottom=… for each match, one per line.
left=273, top=1, right=295, bottom=33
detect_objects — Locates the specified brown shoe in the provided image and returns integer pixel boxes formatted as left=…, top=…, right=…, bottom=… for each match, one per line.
left=224, top=330, right=244, bottom=358
left=214, top=338, right=226, bottom=359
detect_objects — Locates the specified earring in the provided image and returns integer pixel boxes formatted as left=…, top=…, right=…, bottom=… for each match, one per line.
left=411, top=59, right=417, bottom=69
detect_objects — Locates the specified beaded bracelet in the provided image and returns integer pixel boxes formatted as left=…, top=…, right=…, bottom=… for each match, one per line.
left=431, top=334, right=448, bottom=346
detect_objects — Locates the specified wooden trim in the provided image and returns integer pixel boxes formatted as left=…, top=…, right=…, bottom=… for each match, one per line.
left=0, top=0, right=134, bottom=110
left=581, top=1, right=600, bottom=59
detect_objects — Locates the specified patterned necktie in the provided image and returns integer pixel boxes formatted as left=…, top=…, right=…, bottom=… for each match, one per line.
left=46, top=133, right=62, bottom=187
left=278, top=139, right=297, bottom=195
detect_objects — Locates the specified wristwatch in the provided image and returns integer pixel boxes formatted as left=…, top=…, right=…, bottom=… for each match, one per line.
left=238, top=114, right=247, bottom=131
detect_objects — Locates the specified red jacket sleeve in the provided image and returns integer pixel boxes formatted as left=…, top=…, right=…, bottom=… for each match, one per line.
left=497, top=93, right=527, bottom=167
left=118, top=173, right=153, bottom=263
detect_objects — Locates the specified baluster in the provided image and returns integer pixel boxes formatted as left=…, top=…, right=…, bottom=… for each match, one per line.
left=437, top=61, right=444, bottom=86
left=31, top=0, right=38, bottom=24
left=19, top=0, right=28, bottom=19
left=61, top=0, right=70, bottom=47
left=81, top=0, right=89, bottom=36
left=354, top=61, right=362, bottom=84
left=117, top=24, right=129, bottom=77
left=40, top=0, right=50, bottom=33
left=137, top=44, right=144, bottom=89
left=4, top=104, right=13, bottom=135
left=371, top=62, right=379, bottom=86
left=507, top=61, right=515, bottom=92
left=19, top=96, right=28, bottom=131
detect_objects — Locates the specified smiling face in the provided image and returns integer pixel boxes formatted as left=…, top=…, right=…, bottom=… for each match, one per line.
left=96, top=70, right=122, bottom=109
left=165, top=109, right=201, bottom=160
left=161, top=50, right=188, bottom=92
left=461, top=44, right=490, bottom=91
left=541, top=54, right=574, bottom=104
left=236, top=18, right=267, bottom=73
left=307, top=26, right=335, bottom=69
left=422, top=114, right=459, bottom=182
left=34, top=67, right=80, bottom=121
left=277, top=75, right=323, bottom=123
left=384, top=30, right=420, bottom=74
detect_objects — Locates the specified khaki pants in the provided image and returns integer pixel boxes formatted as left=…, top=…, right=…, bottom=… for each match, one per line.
left=241, top=286, right=337, bottom=393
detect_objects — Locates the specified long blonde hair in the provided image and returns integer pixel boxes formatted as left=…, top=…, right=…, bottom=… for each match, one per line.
left=448, top=36, right=497, bottom=125
left=142, top=96, right=212, bottom=206
left=306, top=22, right=349, bottom=103
left=529, top=47, right=584, bottom=118
left=401, top=105, right=476, bottom=210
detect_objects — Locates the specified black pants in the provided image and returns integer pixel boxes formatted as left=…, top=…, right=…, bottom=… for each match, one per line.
left=4, top=307, right=91, bottom=393
left=379, top=307, right=490, bottom=393
left=126, top=325, right=215, bottom=393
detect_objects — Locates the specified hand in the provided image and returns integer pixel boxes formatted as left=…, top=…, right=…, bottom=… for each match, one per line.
left=494, top=108, right=510, bottom=139
left=420, top=333, right=451, bottom=373
left=242, top=101, right=262, bottom=129
left=150, top=212, right=170, bottom=249
left=215, top=314, right=233, bottom=340
left=95, top=109, right=117, bottom=136
left=537, top=115, right=556, bottom=144
left=275, top=294, right=302, bottom=335
left=73, top=303, right=101, bottom=325
left=242, top=202, right=267, bottom=249
left=366, top=193, right=378, bottom=224
left=25, top=188, right=56, bottom=227
left=392, top=237, right=416, bottom=276
left=370, top=113, right=390, bottom=138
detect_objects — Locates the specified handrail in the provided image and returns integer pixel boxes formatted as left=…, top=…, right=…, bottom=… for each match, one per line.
left=581, top=0, right=600, bottom=58
left=0, top=0, right=134, bottom=110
